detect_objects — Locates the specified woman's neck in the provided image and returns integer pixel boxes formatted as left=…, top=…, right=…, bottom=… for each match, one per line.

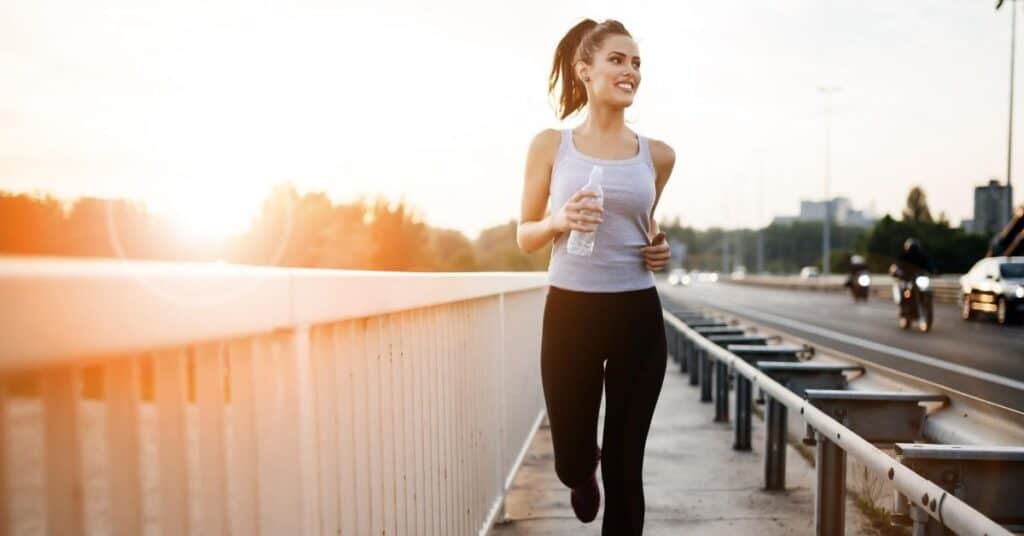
left=576, top=106, right=628, bottom=137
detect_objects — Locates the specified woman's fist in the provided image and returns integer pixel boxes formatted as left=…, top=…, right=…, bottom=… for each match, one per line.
left=642, top=231, right=670, bottom=271
left=551, top=190, right=604, bottom=234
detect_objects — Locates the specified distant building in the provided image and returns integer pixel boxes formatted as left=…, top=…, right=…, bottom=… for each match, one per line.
left=771, top=197, right=877, bottom=228
left=964, top=179, right=1013, bottom=236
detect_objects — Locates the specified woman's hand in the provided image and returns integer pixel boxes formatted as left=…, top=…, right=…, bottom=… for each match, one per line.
left=550, top=190, right=604, bottom=234
left=642, top=231, right=670, bottom=271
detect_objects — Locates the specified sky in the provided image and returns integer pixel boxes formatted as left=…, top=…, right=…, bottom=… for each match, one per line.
left=0, top=0, right=1020, bottom=239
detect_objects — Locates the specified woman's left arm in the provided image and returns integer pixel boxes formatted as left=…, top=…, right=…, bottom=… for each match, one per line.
left=642, top=139, right=676, bottom=271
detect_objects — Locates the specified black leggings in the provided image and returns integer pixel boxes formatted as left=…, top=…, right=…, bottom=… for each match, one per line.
left=540, top=284, right=667, bottom=536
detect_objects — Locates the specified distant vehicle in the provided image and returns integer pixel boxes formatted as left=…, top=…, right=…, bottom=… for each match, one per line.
left=668, top=268, right=691, bottom=286
left=731, top=265, right=747, bottom=280
left=799, top=266, right=820, bottom=279
left=695, top=271, right=719, bottom=283
left=960, top=256, right=1024, bottom=325
left=844, top=254, right=871, bottom=302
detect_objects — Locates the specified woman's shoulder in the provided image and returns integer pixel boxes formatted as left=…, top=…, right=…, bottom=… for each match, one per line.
left=527, top=128, right=564, bottom=166
left=646, top=137, right=676, bottom=168
left=644, top=136, right=676, bottom=184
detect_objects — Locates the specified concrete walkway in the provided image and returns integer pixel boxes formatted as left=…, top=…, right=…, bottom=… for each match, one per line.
left=489, top=355, right=875, bottom=535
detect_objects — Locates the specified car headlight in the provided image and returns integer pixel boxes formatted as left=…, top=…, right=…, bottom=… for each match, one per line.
left=857, top=274, right=871, bottom=287
left=915, top=275, right=931, bottom=291
left=1016, top=286, right=1024, bottom=299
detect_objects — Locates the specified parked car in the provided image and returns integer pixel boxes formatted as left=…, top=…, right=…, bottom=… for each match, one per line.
left=668, top=268, right=690, bottom=286
left=799, top=266, right=820, bottom=279
left=960, top=256, right=1024, bottom=325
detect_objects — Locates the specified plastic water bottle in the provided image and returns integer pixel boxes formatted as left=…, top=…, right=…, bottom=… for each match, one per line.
left=567, top=166, right=604, bottom=257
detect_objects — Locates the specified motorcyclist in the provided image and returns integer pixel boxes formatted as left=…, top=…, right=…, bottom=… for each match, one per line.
left=844, top=254, right=871, bottom=300
left=845, top=254, right=868, bottom=284
left=889, top=238, right=936, bottom=280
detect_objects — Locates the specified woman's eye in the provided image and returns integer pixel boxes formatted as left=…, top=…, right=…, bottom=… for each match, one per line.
left=611, top=57, right=620, bottom=63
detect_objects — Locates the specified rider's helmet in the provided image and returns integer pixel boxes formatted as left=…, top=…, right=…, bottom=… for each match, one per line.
left=903, top=238, right=922, bottom=255
left=850, top=254, right=865, bottom=265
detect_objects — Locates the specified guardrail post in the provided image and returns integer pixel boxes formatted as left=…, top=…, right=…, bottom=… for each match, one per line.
left=714, top=361, right=729, bottom=422
left=699, top=350, right=712, bottom=402
left=679, top=333, right=689, bottom=373
left=815, top=432, right=846, bottom=536
left=688, top=344, right=700, bottom=386
left=733, top=374, right=752, bottom=451
left=764, top=396, right=787, bottom=490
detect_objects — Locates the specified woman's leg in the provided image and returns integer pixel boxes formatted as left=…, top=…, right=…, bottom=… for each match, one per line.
left=540, top=288, right=607, bottom=489
left=600, top=288, right=667, bottom=535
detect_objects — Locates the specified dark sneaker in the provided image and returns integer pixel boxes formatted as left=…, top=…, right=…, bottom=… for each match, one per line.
left=570, top=447, right=601, bottom=523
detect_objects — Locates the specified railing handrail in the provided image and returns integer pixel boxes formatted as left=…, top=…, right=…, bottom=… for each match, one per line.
left=0, top=255, right=547, bottom=368
left=663, top=311, right=1014, bottom=536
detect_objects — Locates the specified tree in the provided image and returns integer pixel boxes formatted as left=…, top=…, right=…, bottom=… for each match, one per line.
left=0, top=192, right=66, bottom=255
left=474, top=220, right=550, bottom=271
left=902, top=186, right=933, bottom=224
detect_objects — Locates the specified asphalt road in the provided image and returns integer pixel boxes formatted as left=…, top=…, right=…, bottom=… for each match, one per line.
left=657, top=280, right=1024, bottom=412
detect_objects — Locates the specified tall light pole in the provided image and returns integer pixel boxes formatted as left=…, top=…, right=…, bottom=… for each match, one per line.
left=999, top=0, right=1018, bottom=223
left=818, top=85, right=842, bottom=276
left=757, top=158, right=765, bottom=274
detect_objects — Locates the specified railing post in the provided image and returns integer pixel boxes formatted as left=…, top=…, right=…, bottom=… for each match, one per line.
left=814, top=432, right=846, bottom=536
left=680, top=334, right=690, bottom=373
left=688, top=343, right=700, bottom=386
left=665, top=324, right=675, bottom=362
left=733, top=374, right=752, bottom=451
left=764, top=396, right=787, bottom=490
left=714, top=361, right=729, bottom=422
left=699, top=350, right=712, bottom=402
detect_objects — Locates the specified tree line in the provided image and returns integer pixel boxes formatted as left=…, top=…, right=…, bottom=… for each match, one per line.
left=0, top=184, right=999, bottom=274
left=662, top=186, right=993, bottom=275
left=0, top=183, right=548, bottom=272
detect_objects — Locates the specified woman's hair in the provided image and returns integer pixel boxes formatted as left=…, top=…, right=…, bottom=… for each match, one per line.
left=548, top=18, right=633, bottom=120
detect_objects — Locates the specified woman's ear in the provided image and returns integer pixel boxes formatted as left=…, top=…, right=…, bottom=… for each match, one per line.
left=575, top=61, right=589, bottom=83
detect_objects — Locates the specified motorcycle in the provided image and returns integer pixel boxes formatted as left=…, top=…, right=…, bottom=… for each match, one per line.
left=891, top=270, right=934, bottom=332
left=847, top=270, right=871, bottom=302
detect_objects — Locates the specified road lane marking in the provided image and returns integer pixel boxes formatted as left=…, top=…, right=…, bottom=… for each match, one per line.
left=693, top=298, right=1024, bottom=393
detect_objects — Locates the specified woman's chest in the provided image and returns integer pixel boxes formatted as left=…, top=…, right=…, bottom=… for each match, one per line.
left=551, top=162, right=656, bottom=215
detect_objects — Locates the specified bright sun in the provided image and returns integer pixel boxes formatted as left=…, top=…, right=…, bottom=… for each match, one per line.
left=160, top=191, right=258, bottom=243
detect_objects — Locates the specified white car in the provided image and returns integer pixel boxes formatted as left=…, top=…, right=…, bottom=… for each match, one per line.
left=960, top=256, right=1024, bottom=325
left=799, top=266, right=820, bottom=279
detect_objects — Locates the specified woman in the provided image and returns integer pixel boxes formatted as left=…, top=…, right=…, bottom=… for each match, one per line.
left=516, top=18, right=675, bottom=536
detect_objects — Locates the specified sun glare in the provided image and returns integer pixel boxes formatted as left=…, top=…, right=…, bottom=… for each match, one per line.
left=160, top=191, right=258, bottom=243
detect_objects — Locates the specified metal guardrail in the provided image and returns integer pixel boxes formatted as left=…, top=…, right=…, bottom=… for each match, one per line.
left=662, top=307, right=1014, bottom=536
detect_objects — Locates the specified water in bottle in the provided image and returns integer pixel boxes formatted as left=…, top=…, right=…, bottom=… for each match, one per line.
left=567, top=166, right=604, bottom=256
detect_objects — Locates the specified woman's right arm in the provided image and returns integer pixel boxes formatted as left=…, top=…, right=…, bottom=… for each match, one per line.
left=517, top=129, right=602, bottom=254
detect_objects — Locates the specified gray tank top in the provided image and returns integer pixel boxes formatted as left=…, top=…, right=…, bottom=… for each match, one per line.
left=547, top=128, right=657, bottom=293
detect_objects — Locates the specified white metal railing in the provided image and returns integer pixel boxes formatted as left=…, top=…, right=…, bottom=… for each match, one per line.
left=663, top=311, right=1013, bottom=536
left=0, top=256, right=548, bottom=535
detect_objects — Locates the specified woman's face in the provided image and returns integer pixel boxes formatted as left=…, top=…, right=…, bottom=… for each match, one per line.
left=578, top=34, right=642, bottom=109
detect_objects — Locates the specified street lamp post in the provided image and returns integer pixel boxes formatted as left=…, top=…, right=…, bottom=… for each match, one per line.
left=818, top=85, right=842, bottom=276
left=999, top=0, right=1018, bottom=222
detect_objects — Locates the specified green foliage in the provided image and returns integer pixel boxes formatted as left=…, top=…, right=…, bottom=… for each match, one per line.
left=902, top=186, right=933, bottom=224
left=661, top=219, right=867, bottom=273
left=0, top=183, right=993, bottom=275
left=473, top=220, right=551, bottom=271
left=860, top=213, right=988, bottom=274
left=0, top=185, right=547, bottom=272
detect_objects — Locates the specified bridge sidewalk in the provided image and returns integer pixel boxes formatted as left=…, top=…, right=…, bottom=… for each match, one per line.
left=488, top=357, right=875, bottom=535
